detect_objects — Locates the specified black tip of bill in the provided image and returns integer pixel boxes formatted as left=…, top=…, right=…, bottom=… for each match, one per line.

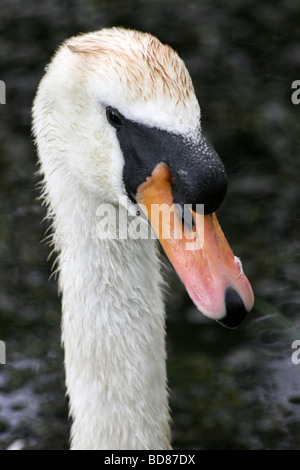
left=217, top=286, right=248, bottom=329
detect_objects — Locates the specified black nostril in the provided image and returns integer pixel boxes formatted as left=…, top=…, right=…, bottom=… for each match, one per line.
left=217, top=286, right=248, bottom=329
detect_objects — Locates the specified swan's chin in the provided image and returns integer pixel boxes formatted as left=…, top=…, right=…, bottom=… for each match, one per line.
left=136, top=162, right=254, bottom=328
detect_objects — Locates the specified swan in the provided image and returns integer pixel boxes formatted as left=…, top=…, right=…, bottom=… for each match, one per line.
left=32, top=27, right=254, bottom=450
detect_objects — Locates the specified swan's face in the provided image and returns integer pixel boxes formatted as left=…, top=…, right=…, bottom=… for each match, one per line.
left=33, top=28, right=254, bottom=327
left=35, top=28, right=226, bottom=210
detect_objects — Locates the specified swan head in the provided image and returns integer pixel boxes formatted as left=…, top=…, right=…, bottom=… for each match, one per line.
left=33, top=28, right=225, bottom=208
left=33, top=27, right=254, bottom=327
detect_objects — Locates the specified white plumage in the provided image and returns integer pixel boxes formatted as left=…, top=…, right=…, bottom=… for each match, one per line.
left=32, top=27, right=253, bottom=450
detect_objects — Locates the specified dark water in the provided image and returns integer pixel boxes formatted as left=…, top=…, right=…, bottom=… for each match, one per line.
left=1, top=0, right=300, bottom=450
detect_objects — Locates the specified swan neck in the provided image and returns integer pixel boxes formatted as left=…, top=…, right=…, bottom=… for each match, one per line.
left=54, top=190, right=170, bottom=449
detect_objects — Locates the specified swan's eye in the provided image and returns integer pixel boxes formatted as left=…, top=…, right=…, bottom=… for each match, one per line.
left=106, top=107, right=123, bottom=128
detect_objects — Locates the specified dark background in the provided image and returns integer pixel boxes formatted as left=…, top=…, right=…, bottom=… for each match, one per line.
left=0, top=0, right=300, bottom=449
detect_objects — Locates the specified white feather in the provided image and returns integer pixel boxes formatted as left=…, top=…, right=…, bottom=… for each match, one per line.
left=32, top=27, right=202, bottom=450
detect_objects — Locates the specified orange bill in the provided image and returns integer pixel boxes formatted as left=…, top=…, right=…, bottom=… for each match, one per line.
left=136, top=163, right=254, bottom=328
